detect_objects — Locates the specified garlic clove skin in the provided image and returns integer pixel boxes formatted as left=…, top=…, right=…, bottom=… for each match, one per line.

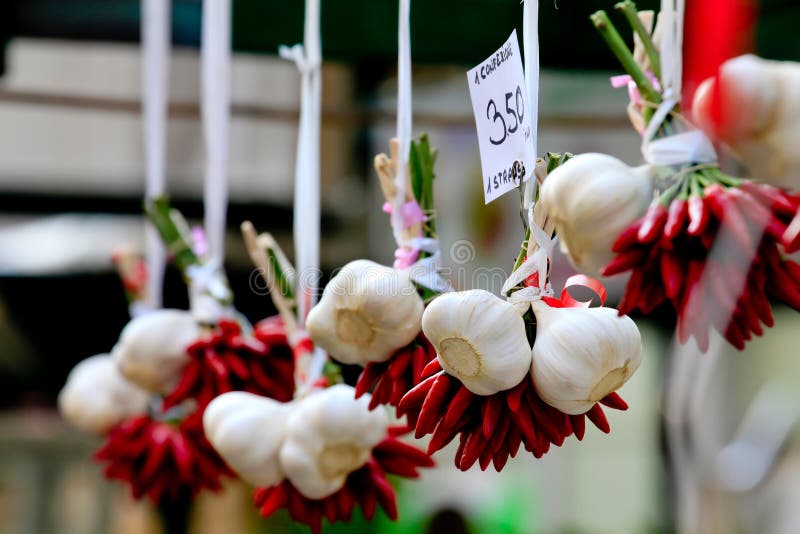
left=693, top=55, right=800, bottom=188
left=279, top=384, right=388, bottom=499
left=112, top=309, right=200, bottom=394
left=307, top=259, right=424, bottom=366
left=540, top=153, right=653, bottom=277
left=422, top=290, right=532, bottom=396
left=203, top=391, right=290, bottom=487
left=58, top=354, right=150, bottom=435
left=530, top=301, right=642, bottom=415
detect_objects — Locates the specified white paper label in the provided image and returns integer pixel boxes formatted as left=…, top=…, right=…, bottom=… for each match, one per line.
left=467, top=30, right=534, bottom=204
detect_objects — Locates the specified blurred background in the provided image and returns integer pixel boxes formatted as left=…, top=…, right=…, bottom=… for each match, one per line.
left=0, top=0, right=799, bottom=533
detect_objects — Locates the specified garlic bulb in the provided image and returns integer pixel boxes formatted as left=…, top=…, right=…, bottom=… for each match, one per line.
left=112, top=309, right=200, bottom=394
left=693, top=55, right=800, bottom=188
left=307, top=259, right=424, bottom=365
left=421, top=290, right=531, bottom=396
left=279, top=384, right=388, bottom=499
left=203, top=392, right=290, bottom=487
left=540, top=153, right=653, bottom=276
left=58, top=354, right=150, bottom=435
left=530, top=301, right=642, bottom=415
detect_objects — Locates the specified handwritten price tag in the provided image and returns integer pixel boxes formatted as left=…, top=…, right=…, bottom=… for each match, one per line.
left=467, top=30, right=534, bottom=204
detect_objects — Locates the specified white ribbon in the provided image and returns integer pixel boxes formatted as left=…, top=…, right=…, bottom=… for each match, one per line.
left=641, top=0, right=716, bottom=167
left=502, top=220, right=555, bottom=314
left=187, top=262, right=231, bottom=323
left=522, top=0, right=539, bottom=212
left=141, top=0, right=169, bottom=310
left=280, top=0, right=321, bottom=325
left=392, top=0, right=412, bottom=249
left=195, top=0, right=233, bottom=320
left=387, top=0, right=448, bottom=293
left=399, top=237, right=451, bottom=293
left=506, top=2, right=551, bottom=316
left=281, top=0, right=326, bottom=388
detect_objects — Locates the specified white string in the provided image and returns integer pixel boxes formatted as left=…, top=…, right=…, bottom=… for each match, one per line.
left=141, top=0, right=169, bottom=310
left=280, top=0, right=325, bottom=388
left=194, top=0, right=233, bottom=322
left=522, top=0, right=539, bottom=212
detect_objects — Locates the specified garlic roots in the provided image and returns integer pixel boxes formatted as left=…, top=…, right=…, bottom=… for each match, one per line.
left=421, top=290, right=531, bottom=396
left=112, top=309, right=200, bottom=394
left=58, top=354, right=150, bottom=435
left=279, top=384, right=388, bottom=499
left=203, top=392, right=290, bottom=487
left=530, top=301, right=642, bottom=415
left=540, top=153, right=653, bottom=276
left=307, top=260, right=424, bottom=365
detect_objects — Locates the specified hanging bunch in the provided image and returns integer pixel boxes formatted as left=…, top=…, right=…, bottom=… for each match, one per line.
left=132, top=198, right=296, bottom=411
left=306, top=135, right=444, bottom=417
left=538, top=1, right=800, bottom=352
left=58, top=264, right=236, bottom=503
left=399, top=153, right=643, bottom=471
left=210, top=223, right=434, bottom=533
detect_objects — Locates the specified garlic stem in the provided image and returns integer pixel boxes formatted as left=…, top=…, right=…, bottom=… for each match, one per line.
left=591, top=10, right=662, bottom=109
left=145, top=196, right=200, bottom=272
left=615, top=1, right=661, bottom=79
left=241, top=221, right=298, bottom=335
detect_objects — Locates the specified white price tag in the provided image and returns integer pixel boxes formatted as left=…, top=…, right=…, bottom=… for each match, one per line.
left=467, top=30, right=534, bottom=204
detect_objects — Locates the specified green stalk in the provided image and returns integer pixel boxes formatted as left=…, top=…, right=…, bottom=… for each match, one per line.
left=145, top=196, right=199, bottom=273
left=591, top=10, right=661, bottom=108
left=615, top=1, right=661, bottom=79
left=266, top=248, right=295, bottom=301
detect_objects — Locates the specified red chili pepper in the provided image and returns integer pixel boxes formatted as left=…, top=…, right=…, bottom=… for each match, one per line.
left=601, top=248, right=648, bottom=276
left=414, top=373, right=453, bottom=438
left=687, top=195, right=709, bottom=236
left=783, top=212, right=800, bottom=253
left=664, top=198, right=689, bottom=240
left=420, top=358, right=442, bottom=379
left=637, top=203, right=669, bottom=243
left=660, top=250, right=685, bottom=302
left=354, top=363, right=381, bottom=398
left=387, top=347, right=412, bottom=379
left=739, top=181, right=797, bottom=217
left=586, top=404, right=610, bottom=434
left=443, top=385, right=476, bottom=428
left=705, top=185, right=756, bottom=254
left=398, top=373, right=437, bottom=411
left=600, top=392, right=628, bottom=410
left=617, top=268, right=645, bottom=316
left=569, top=414, right=586, bottom=440
left=612, top=219, right=644, bottom=252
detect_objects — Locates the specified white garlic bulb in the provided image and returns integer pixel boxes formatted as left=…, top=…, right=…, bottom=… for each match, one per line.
left=421, top=290, right=531, bottom=396
left=279, top=384, right=388, bottom=499
left=307, top=259, right=424, bottom=365
left=58, top=354, right=150, bottom=435
left=203, top=392, right=290, bottom=487
left=112, top=309, right=200, bottom=394
left=530, top=301, right=642, bottom=415
left=693, top=55, right=800, bottom=189
left=540, top=153, right=653, bottom=276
